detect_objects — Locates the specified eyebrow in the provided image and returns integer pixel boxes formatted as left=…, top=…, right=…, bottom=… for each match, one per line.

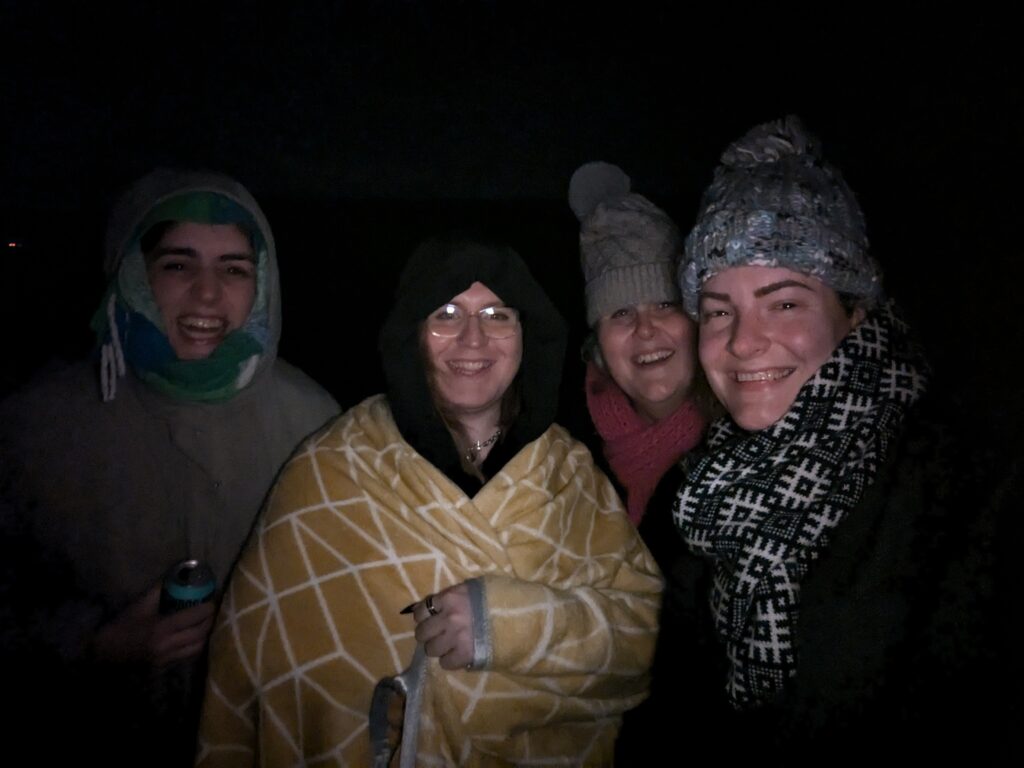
left=754, top=279, right=812, bottom=297
left=700, top=279, right=812, bottom=303
left=150, top=246, right=254, bottom=262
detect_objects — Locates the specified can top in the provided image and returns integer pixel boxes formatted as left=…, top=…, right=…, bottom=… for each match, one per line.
left=167, top=559, right=216, bottom=588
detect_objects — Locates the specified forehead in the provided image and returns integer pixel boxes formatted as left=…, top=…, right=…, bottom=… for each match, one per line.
left=702, top=265, right=833, bottom=297
left=445, top=281, right=504, bottom=307
left=152, top=221, right=253, bottom=253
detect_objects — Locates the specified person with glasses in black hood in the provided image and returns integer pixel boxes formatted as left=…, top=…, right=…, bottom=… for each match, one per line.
left=197, top=235, right=662, bottom=767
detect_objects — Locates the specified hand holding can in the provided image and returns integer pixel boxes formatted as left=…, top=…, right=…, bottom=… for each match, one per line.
left=160, top=559, right=216, bottom=614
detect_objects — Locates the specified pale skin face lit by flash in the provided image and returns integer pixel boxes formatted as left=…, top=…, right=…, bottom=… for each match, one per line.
left=145, top=222, right=257, bottom=361
left=421, top=281, right=523, bottom=440
left=698, top=265, right=864, bottom=432
left=596, top=301, right=698, bottom=423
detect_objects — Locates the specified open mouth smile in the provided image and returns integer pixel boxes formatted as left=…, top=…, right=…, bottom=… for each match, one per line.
left=447, top=359, right=493, bottom=376
left=178, top=315, right=228, bottom=340
left=633, top=349, right=674, bottom=366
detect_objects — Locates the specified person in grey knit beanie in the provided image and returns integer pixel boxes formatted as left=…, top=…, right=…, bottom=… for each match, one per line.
left=680, top=115, right=883, bottom=318
left=570, top=161, right=683, bottom=327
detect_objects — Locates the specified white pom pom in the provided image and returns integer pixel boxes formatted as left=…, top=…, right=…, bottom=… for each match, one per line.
left=568, top=161, right=631, bottom=221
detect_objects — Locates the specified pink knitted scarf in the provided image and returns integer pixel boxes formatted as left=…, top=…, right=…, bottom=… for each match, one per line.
left=585, top=361, right=706, bottom=526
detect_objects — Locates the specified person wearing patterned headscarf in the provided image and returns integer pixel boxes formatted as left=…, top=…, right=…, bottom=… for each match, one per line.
left=665, top=116, right=1001, bottom=763
left=0, top=169, right=338, bottom=767
left=196, top=235, right=662, bottom=767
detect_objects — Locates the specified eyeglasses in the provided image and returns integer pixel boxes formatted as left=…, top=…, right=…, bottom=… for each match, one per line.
left=426, top=304, right=520, bottom=339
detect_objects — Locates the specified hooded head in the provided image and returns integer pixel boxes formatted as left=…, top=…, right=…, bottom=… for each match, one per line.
left=569, top=161, right=683, bottom=327
left=379, top=235, right=567, bottom=478
left=94, top=169, right=279, bottom=403
left=680, top=115, right=882, bottom=317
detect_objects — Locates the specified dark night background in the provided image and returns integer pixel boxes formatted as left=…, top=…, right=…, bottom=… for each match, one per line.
left=2, top=2, right=1021, bottom=445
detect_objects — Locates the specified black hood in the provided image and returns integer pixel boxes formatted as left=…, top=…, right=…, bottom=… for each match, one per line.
left=379, top=235, right=567, bottom=485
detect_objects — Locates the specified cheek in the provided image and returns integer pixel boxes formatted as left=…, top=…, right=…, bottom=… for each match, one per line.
left=229, top=281, right=257, bottom=323
left=664, top=314, right=697, bottom=346
left=421, top=332, right=447, bottom=374
left=596, top=328, right=629, bottom=373
left=146, top=272, right=181, bottom=315
left=505, top=338, right=524, bottom=374
left=793, top=321, right=848, bottom=368
left=697, top=330, right=721, bottom=372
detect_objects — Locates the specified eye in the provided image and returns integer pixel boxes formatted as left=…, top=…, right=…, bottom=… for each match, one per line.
left=656, top=301, right=681, bottom=312
left=699, top=307, right=730, bottom=323
left=225, top=263, right=254, bottom=278
left=483, top=307, right=514, bottom=323
left=609, top=307, right=637, bottom=323
left=156, top=259, right=190, bottom=273
left=433, top=304, right=461, bottom=321
left=774, top=301, right=798, bottom=311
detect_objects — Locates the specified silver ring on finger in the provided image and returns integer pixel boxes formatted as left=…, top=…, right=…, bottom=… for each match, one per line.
left=425, top=594, right=441, bottom=616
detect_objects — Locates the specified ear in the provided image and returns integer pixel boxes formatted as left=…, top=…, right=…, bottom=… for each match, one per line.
left=849, top=305, right=867, bottom=329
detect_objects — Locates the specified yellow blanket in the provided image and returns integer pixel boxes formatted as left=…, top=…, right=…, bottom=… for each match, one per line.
left=197, top=395, right=661, bottom=766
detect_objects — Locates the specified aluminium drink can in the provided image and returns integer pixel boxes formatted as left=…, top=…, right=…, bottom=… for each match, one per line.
left=159, top=559, right=216, bottom=614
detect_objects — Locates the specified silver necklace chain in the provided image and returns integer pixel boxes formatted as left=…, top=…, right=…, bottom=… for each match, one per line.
left=465, top=428, right=502, bottom=463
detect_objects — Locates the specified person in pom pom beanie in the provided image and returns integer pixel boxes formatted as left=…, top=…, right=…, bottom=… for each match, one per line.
left=660, top=115, right=1005, bottom=764
left=568, top=161, right=714, bottom=761
left=569, top=160, right=713, bottom=534
left=0, top=169, right=338, bottom=767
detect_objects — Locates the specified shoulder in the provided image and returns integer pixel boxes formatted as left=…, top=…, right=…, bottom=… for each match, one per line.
left=1, top=360, right=112, bottom=449
left=265, top=358, right=339, bottom=413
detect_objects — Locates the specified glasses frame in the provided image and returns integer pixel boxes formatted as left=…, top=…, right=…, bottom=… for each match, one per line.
left=426, top=303, right=520, bottom=339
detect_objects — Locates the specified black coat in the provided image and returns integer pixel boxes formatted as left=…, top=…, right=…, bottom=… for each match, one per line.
left=616, top=395, right=1013, bottom=766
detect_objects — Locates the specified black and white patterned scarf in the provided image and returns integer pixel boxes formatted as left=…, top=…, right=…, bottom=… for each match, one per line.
left=673, top=300, right=929, bottom=709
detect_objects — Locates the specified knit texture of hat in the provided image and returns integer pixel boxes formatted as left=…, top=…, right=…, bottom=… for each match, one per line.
left=569, top=162, right=682, bottom=327
left=680, top=115, right=882, bottom=317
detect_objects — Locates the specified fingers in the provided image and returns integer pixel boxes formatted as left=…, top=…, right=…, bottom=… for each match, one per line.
left=151, top=602, right=217, bottom=667
left=406, top=585, right=475, bottom=669
left=163, top=600, right=216, bottom=632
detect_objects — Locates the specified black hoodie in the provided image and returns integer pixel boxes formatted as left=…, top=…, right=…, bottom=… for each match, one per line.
left=378, top=235, right=567, bottom=495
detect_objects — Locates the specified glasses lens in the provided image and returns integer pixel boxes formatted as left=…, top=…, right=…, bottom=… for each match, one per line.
left=427, top=305, right=519, bottom=338
left=479, top=307, right=519, bottom=338
left=426, top=304, right=463, bottom=337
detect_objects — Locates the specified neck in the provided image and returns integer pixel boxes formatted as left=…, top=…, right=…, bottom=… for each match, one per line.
left=451, top=412, right=503, bottom=467
left=634, top=390, right=688, bottom=424
left=455, top=410, right=502, bottom=447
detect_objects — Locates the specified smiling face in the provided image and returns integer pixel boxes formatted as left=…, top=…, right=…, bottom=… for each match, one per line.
left=698, top=266, right=863, bottom=431
left=421, top=281, right=523, bottom=433
left=596, top=301, right=697, bottom=423
left=145, top=222, right=257, bottom=360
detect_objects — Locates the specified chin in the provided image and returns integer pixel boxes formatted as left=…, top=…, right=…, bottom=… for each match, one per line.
left=729, top=404, right=788, bottom=432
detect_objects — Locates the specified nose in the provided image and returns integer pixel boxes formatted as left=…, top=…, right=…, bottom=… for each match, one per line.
left=727, top=310, right=767, bottom=359
left=634, top=308, right=655, bottom=339
left=191, top=268, right=222, bottom=304
left=457, top=314, right=486, bottom=347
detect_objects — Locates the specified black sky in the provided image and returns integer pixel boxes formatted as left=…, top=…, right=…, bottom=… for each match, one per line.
left=5, top=3, right=1017, bottom=205
left=2, top=2, right=1021, bottom=426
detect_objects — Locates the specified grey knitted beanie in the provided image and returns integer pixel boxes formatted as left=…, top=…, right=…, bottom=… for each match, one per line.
left=680, top=115, right=882, bottom=317
left=569, top=161, right=682, bottom=327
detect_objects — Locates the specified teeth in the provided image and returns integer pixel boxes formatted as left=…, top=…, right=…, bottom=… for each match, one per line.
left=736, top=369, right=793, bottom=383
left=450, top=360, right=490, bottom=372
left=635, top=350, right=672, bottom=365
left=181, top=317, right=225, bottom=331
